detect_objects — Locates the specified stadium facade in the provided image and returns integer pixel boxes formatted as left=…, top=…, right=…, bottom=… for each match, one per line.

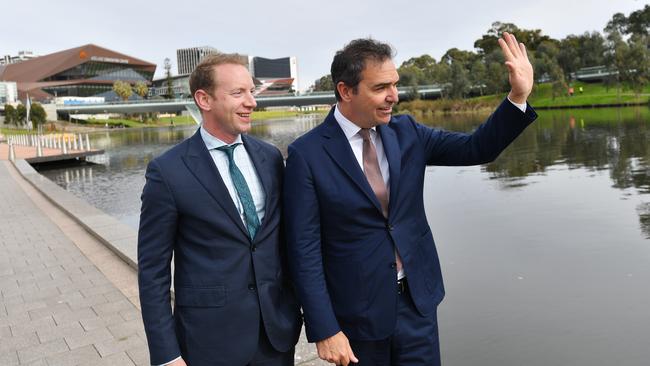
left=0, top=44, right=156, bottom=101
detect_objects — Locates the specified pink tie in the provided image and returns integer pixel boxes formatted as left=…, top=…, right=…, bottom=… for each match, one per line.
left=359, top=129, right=403, bottom=272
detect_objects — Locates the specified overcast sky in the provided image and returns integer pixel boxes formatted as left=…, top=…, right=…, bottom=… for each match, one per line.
left=3, top=0, right=649, bottom=91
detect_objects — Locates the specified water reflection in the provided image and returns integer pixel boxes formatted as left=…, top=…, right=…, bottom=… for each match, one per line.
left=35, top=109, right=650, bottom=364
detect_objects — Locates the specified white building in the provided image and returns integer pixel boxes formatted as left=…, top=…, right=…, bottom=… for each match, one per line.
left=1, top=51, right=38, bottom=65
left=176, top=46, right=221, bottom=75
left=0, top=81, right=18, bottom=104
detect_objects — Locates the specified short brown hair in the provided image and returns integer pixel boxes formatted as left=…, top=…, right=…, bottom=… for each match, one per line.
left=189, top=53, right=249, bottom=99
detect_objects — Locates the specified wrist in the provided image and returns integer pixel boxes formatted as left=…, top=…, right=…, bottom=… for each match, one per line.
left=508, top=91, right=528, bottom=105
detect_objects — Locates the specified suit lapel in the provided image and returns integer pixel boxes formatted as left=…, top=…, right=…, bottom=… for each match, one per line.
left=181, top=130, right=249, bottom=239
left=321, top=111, right=384, bottom=214
left=378, top=123, right=401, bottom=217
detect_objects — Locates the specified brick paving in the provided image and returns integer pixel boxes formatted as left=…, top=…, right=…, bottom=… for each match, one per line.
left=0, top=159, right=326, bottom=365
left=0, top=161, right=149, bottom=365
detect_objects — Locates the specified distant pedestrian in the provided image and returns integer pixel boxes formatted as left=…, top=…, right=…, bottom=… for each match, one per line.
left=568, top=87, right=574, bottom=96
left=579, top=86, right=584, bottom=94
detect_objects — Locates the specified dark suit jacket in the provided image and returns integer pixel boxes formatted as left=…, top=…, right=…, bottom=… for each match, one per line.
left=284, top=99, right=537, bottom=342
left=138, top=130, right=302, bottom=366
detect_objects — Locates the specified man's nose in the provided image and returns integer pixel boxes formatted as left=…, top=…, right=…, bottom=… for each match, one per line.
left=244, top=92, right=257, bottom=108
left=387, top=85, right=399, bottom=103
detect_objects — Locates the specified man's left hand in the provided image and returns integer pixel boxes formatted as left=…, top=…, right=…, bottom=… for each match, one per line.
left=498, top=32, right=534, bottom=104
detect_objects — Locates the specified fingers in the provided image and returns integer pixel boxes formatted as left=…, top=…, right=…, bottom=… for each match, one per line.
left=519, top=42, right=529, bottom=60
left=507, top=33, right=522, bottom=58
left=498, top=37, right=514, bottom=62
left=317, top=332, right=358, bottom=365
left=349, top=348, right=359, bottom=363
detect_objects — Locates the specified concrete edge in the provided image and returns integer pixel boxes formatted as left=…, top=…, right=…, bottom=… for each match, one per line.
left=11, top=158, right=139, bottom=269
left=9, top=159, right=323, bottom=365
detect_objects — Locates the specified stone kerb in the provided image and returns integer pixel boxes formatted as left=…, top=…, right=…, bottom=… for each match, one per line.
left=11, top=159, right=138, bottom=269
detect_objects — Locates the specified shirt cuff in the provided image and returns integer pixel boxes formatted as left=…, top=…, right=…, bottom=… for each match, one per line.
left=155, top=356, right=181, bottom=366
left=507, top=96, right=527, bottom=113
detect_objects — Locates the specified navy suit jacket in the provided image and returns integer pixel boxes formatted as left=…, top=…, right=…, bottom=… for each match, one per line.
left=284, top=99, right=537, bottom=342
left=138, top=130, right=301, bottom=366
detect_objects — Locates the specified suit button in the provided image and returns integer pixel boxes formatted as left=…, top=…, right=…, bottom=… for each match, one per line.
left=390, top=262, right=397, bottom=269
left=386, top=224, right=394, bottom=231
left=248, top=284, right=256, bottom=291
left=251, top=245, right=257, bottom=252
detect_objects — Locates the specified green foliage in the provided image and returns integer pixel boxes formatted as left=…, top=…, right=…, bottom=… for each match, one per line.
left=16, top=104, right=26, bottom=124
left=446, top=61, right=470, bottom=98
left=474, top=21, right=552, bottom=55
left=4, top=104, right=16, bottom=125
left=313, top=74, right=334, bottom=91
left=30, top=103, right=47, bottom=125
left=112, top=80, right=133, bottom=101
left=133, top=81, right=149, bottom=98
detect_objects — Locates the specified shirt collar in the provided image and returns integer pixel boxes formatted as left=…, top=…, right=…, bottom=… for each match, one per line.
left=334, top=104, right=376, bottom=141
left=200, top=126, right=243, bottom=150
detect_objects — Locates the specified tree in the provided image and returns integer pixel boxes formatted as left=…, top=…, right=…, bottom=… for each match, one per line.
left=446, top=61, right=470, bottom=99
left=113, top=80, right=133, bottom=101
left=474, top=21, right=553, bottom=55
left=397, top=64, right=424, bottom=87
left=549, top=63, right=568, bottom=100
left=440, top=48, right=478, bottom=67
left=626, top=5, right=650, bottom=37
left=534, top=40, right=561, bottom=83
left=622, top=36, right=650, bottom=95
left=605, top=13, right=628, bottom=36
left=468, top=60, right=487, bottom=95
left=483, top=50, right=509, bottom=94
left=603, top=27, right=627, bottom=92
left=400, top=55, right=437, bottom=84
left=4, top=104, right=16, bottom=125
left=16, top=104, right=26, bottom=124
left=313, top=74, right=334, bottom=91
left=134, top=81, right=149, bottom=99
left=30, top=103, right=47, bottom=125
left=164, top=58, right=174, bottom=99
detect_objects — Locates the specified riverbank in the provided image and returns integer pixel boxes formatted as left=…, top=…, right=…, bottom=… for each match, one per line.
left=1, top=110, right=327, bottom=135
left=396, top=81, right=650, bottom=114
left=5, top=160, right=326, bottom=366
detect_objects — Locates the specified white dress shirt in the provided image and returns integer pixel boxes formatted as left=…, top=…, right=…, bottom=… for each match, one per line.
left=156, top=129, right=267, bottom=366
left=332, top=98, right=526, bottom=282
left=200, top=127, right=266, bottom=225
left=334, top=105, right=403, bottom=279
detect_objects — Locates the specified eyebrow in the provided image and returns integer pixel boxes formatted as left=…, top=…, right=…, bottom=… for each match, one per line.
left=373, top=81, right=398, bottom=88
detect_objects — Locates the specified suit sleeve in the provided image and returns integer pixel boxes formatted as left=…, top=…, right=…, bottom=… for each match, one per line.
left=284, top=145, right=341, bottom=342
left=137, top=159, right=181, bottom=365
left=416, top=98, right=537, bottom=165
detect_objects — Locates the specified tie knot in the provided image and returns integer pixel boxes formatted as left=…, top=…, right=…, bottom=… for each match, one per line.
left=215, top=143, right=241, bottom=160
left=359, top=128, right=371, bottom=141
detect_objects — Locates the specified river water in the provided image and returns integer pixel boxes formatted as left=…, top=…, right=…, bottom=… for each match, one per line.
left=37, top=108, right=650, bottom=365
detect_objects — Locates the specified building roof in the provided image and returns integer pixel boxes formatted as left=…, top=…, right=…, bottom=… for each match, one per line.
left=0, top=44, right=156, bottom=99
left=0, top=44, right=155, bottom=82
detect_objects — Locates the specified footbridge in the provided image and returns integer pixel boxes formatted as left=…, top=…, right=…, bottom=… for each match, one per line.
left=55, top=85, right=443, bottom=121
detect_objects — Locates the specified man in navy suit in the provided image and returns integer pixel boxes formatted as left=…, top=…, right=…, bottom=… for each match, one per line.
left=284, top=33, right=537, bottom=365
left=138, top=54, right=301, bottom=366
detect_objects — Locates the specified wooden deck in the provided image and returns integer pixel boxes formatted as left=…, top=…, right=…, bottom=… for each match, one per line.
left=0, top=143, right=104, bottom=163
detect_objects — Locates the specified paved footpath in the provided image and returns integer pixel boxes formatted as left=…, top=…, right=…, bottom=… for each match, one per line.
left=0, top=161, right=149, bottom=365
left=0, top=160, right=326, bottom=366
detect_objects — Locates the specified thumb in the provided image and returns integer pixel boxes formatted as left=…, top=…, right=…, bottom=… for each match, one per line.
left=504, top=61, right=516, bottom=74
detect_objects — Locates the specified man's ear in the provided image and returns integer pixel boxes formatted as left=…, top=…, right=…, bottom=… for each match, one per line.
left=194, top=89, right=212, bottom=112
left=337, top=81, right=353, bottom=102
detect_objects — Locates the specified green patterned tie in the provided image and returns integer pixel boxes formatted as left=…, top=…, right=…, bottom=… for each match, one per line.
left=216, top=143, right=260, bottom=239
